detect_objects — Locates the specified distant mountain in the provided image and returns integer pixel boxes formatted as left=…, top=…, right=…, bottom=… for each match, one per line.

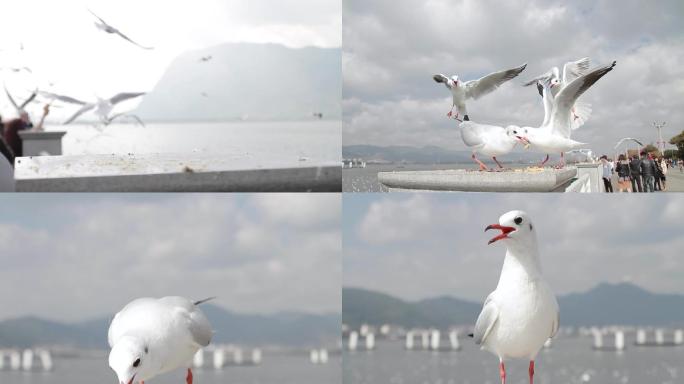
left=135, top=43, right=341, bottom=121
left=0, top=305, right=340, bottom=349
left=342, top=145, right=547, bottom=164
left=343, top=283, right=684, bottom=328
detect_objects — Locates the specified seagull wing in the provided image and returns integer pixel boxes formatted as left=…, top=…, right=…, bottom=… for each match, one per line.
left=63, top=103, right=96, bottom=124
left=464, top=63, right=527, bottom=100
left=4, top=86, right=20, bottom=111
left=473, top=293, right=499, bottom=345
left=88, top=9, right=110, bottom=26
left=107, top=297, right=157, bottom=347
left=160, top=296, right=213, bottom=347
left=114, top=30, right=154, bottom=50
left=549, top=61, right=616, bottom=138
left=614, top=137, right=644, bottom=149
left=562, top=57, right=591, bottom=85
left=109, top=92, right=146, bottom=105
left=19, top=91, right=37, bottom=109
left=522, top=68, right=555, bottom=87
left=39, top=91, right=88, bottom=105
left=108, top=113, right=146, bottom=127
left=551, top=307, right=560, bottom=338
left=433, top=74, right=450, bottom=84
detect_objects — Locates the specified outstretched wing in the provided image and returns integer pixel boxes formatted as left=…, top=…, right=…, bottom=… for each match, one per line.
left=522, top=68, right=556, bottom=87
left=562, top=57, right=591, bottom=85
left=4, top=86, right=19, bottom=111
left=88, top=9, right=110, bottom=26
left=464, top=63, right=527, bottom=100
left=549, top=61, right=616, bottom=138
left=614, top=137, right=644, bottom=149
left=473, top=293, right=499, bottom=345
left=39, top=91, right=88, bottom=105
left=63, top=104, right=96, bottom=124
left=114, top=30, right=154, bottom=50
left=109, top=92, right=146, bottom=105
left=19, top=91, right=37, bottom=110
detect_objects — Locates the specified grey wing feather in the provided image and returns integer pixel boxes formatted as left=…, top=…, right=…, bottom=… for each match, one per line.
left=63, top=104, right=96, bottom=124
left=433, top=74, right=449, bottom=84
left=550, top=61, right=616, bottom=137
left=4, top=86, right=19, bottom=111
left=115, top=31, right=154, bottom=50
left=473, top=294, right=499, bottom=345
left=39, top=91, right=88, bottom=105
left=19, top=92, right=37, bottom=109
left=109, top=92, right=146, bottom=105
left=159, top=296, right=213, bottom=346
left=88, top=9, right=109, bottom=26
left=562, top=57, right=591, bottom=85
left=465, top=63, right=527, bottom=100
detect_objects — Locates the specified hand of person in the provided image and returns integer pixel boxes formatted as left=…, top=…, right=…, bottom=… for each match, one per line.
left=43, top=104, right=51, bottom=116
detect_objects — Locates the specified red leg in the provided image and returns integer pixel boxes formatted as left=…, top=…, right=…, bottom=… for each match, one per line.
left=539, top=154, right=549, bottom=167
left=472, top=153, right=489, bottom=171
left=555, top=152, right=565, bottom=168
left=447, top=111, right=452, bottom=117
left=529, top=360, right=535, bottom=384
left=186, top=368, right=193, bottom=384
left=499, top=361, right=506, bottom=384
left=492, top=156, right=504, bottom=169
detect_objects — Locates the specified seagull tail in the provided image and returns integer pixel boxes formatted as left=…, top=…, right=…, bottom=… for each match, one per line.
left=194, top=297, right=217, bottom=306
left=467, top=333, right=474, bottom=338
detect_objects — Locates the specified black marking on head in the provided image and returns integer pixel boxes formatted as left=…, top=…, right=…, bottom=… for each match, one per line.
left=514, top=217, right=523, bottom=225
left=529, top=223, right=533, bottom=231
left=464, top=115, right=470, bottom=121
left=133, top=358, right=141, bottom=368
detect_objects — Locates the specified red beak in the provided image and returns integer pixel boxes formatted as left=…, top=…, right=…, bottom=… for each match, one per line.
left=124, top=375, right=136, bottom=384
left=516, top=136, right=530, bottom=145
left=485, top=224, right=515, bottom=244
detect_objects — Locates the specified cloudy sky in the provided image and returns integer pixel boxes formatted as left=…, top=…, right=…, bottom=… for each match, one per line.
left=0, top=0, right=341, bottom=122
left=343, top=194, right=684, bottom=302
left=343, top=0, right=684, bottom=156
left=0, top=194, right=341, bottom=322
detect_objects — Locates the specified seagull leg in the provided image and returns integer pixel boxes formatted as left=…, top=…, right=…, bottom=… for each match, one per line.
left=528, top=360, right=535, bottom=384
left=472, top=153, right=489, bottom=171
left=186, top=368, right=193, bottom=384
left=447, top=104, right=454, bottom=118
left=499, top=360, right=506, bottom=384
left=492, top=156, right=504, bottom=170
left=555, top=152, right=566, bottom=168
left=539, top=154, right=549, bottom=167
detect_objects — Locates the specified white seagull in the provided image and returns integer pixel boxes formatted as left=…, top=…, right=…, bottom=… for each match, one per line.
left=512, top=61, right=616, bottom=167
left=40, top=91, right=146, bottom=126
left=108, top=296, right=214, bottom=384
left=5, top=86, right=37, bottom=115
left=523, top=58, right=592, bottom=130
left=89, top=9, right=154, bottom=50
left=433, top=63, right=527, bottom=121
left=460, top=121, right=519, bottom=170
left=474, top=210, right=559, bottom=384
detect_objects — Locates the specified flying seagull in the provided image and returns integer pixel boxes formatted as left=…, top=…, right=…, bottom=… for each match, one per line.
left=199, top=55, right=213, bottom=62
left=89, top=9, right=154, bottom=50
left=433, top=63, right=527, bottom=121
left=40, top=90, right=146, bottom=126
left=5, top=85, right=37, bottom=114
left=474, top=210, right=559, bottom=384
left=108, top=296, right=214, bottom=384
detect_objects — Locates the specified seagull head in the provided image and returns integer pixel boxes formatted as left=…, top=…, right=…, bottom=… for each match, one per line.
left=109, top=336, right=148, bottom=384
left=549, top=77, right=561, bottom=88
left=485, top=210, right=535, bottom=245
left=506, top=126, right=530, bottom=146
left=450, top=75, right=459, bottom=87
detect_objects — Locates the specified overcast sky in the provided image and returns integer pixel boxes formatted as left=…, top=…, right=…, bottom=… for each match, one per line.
left=0, top=0, right=341, bottom=122
left=343, top=0, right=684, bottom=156
left=0, top=194, right=341, bottom=322
left=343, top=194, right=684, bottom=303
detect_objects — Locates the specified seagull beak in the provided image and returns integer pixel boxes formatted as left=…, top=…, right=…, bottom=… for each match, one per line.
left=124, top=374, right=136, bottom=384
left=485, top=224, right=515, bottom=245
left=516, top=136, right=530, bottom=145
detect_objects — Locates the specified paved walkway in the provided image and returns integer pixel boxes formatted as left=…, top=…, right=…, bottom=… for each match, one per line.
left=609, top=167, right=684, bottom=192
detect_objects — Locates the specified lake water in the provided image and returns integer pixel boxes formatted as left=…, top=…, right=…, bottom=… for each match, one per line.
left=0, top=353, right=341, bottom=384
left=343, top=338, right=683, bottom=384
left=45, top=121, right=341, bottom=163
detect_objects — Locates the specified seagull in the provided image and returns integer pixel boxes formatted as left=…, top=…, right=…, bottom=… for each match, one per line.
left=5, top=85, right=36, bottom=115
left=199, top=55, right=213, bottom=62
left=460, top=121, right=519, bottom=170
left=523, top=58, right=592, bottom=130
left=474, top=210, right=559, bottom=384
left=512, top=61, right=616, bottom=167
left=108, top=296, right=214, bottom=384
left=40, top=91, right=146, bottom=125
left=1, top=66, right=32, bottom=74
left=614, top=137, right=644, bottom=150
left=433, top=63, right=527, bottom=121
left=89, top=9, right=154, bottom=50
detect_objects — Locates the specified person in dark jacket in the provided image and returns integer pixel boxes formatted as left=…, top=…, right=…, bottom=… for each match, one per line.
left=615, top=154, right=631, bottom=192
left=654, top=157, right=663, bottom=191
left=640, top=152, right=656, bottom=192
left=629, top=155, right=642, bottom=192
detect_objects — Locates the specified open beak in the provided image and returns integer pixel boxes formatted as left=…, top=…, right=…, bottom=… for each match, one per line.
left=122, top=375, right=136, bottom=384
left=485, top=224, right=515, bottom=244
left=515, top=136, right=530, bottom=145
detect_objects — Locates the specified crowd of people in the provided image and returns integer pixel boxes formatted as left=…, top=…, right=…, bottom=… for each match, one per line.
left=0, top=105, right=51, bottom=166
left=600, top=152, right=679, bottom=193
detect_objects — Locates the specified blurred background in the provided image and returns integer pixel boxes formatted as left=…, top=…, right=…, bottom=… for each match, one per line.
left=0, top=193, right=341, bottom=384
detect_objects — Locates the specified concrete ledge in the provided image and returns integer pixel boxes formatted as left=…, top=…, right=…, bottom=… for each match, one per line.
left=19, top=130, right=67, bottom=156
left=378, top=167, right=577, bottom=192
left=14, top=153, right=341, bottom=192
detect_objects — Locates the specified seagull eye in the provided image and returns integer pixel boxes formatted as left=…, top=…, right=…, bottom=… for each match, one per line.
left=133, top=358, right=141, bottom=368
left=514, top=217, right=523, bottom=225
